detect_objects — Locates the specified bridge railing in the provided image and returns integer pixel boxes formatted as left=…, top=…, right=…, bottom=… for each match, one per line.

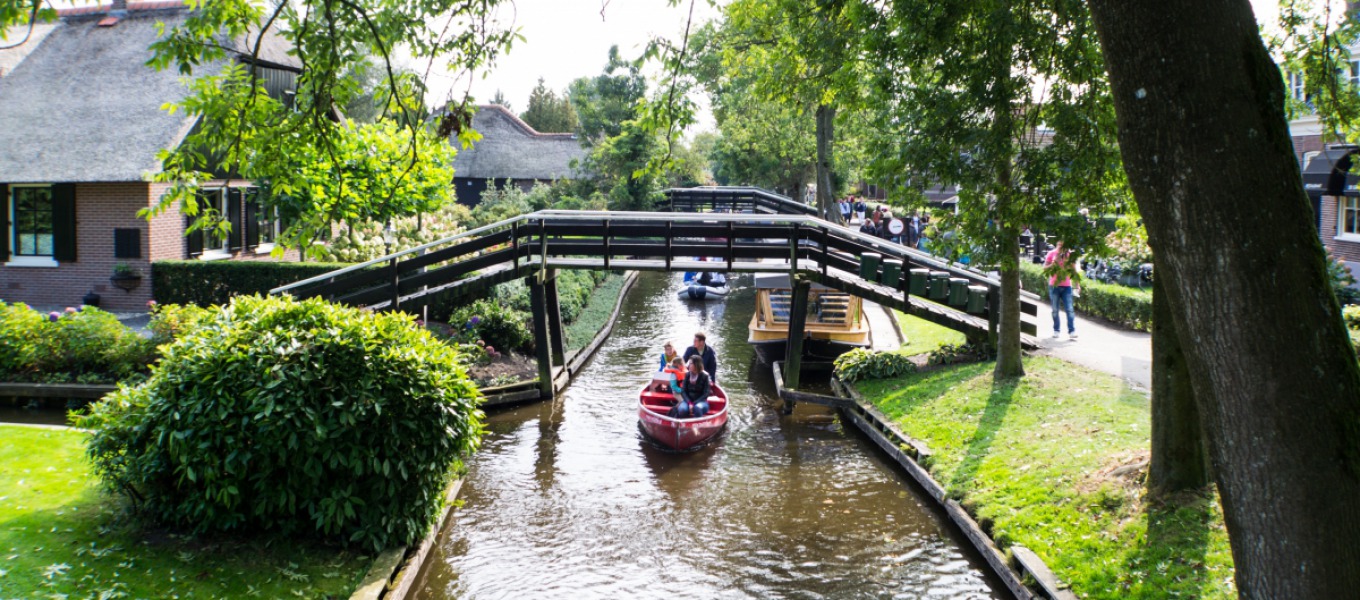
left=663, top=186, right=818, bottom=216
left=271, top=210, right=1040, bottom=340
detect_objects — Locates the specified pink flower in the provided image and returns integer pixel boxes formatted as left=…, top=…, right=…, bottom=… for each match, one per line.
left=48, top=311, right=60, bottom=322
left=147, top=300, right=158, bottom=308
left=63, top=307, right=77, bottom=314
left=485, top=345, right=495, bottom=354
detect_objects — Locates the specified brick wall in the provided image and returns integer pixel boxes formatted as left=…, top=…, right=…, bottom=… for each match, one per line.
left=0, top=182, right=153, bottom=311
left=1320, top=195, right=1360, bottom=264
left=1292, top=134, right=1326, bottom=165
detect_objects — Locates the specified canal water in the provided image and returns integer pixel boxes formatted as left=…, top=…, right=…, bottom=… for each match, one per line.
left=412, top=272, right=1002, bottom=599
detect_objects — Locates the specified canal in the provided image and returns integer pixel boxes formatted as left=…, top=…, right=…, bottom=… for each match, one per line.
left=412, top=272, right=1003, bottom=599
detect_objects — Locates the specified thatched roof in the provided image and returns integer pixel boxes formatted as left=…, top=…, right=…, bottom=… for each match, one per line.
left=0, top=3, right=298, bottom=184
left=451, top=105, right=588, bottom=181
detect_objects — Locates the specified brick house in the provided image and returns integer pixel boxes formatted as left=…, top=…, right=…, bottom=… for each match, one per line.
left=449, top=105, right=589, bottom=206
left=0, top=1, right=299, bottom=311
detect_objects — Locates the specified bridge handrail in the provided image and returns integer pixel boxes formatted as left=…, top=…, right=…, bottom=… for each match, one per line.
left=272, top=209, right=1006, bottom=299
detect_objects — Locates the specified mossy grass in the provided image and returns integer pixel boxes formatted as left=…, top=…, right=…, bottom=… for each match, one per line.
left=0, top=425, right=369, bottom=598
left=894, top=310, right=967, bottom=353
left=854, top=356, right=1234, bottom=598
left=565, top=273, right=627, bottom=352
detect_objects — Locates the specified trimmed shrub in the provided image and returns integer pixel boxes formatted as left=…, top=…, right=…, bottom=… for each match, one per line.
left=834, top=348, right=917, bottom=383
left=152, top=260, right=359, bottom=307
left=448, top=299, right=533, bottom=354
left=79, top=295, right=484, bottom=551
left=927, top=342, right=991, bottom=366
left=0, top=302, right=154, bottom=383
left=147, top=302, right=215, bottom=347
left=1020, top=262, right=1152, bottom=332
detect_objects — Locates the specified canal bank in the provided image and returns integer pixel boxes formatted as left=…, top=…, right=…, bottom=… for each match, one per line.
left=409, top=271, right=1007, bottom=599
left=846, top=357, right=1235, bottom=599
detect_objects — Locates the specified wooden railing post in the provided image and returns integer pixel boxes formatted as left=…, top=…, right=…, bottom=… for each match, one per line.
left=784, top=277, right=812, bottom=396
left=543, top=269, right=566, bottom=366
left=529, top=275, right=554, bottom=399
left=388, top=256, right=400, bottom=311
left=603, top=219, right=611, bottom=270
left=726, top=221, right=735, bottom=272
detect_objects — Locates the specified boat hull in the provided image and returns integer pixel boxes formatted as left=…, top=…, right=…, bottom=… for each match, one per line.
left=637, top=383, right=729, bottom=451
left=677, top=285, right=728, bottom=301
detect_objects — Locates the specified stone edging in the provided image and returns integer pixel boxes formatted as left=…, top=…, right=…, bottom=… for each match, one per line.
left=777, top=374, right=1076, bottom=600
left=349, top=478, right=464, bottom=600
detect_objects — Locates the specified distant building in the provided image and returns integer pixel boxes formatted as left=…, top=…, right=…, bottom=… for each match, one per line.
left=0, top=0, right=300, bottom=310
left=450, top=105, right=589, bottom=206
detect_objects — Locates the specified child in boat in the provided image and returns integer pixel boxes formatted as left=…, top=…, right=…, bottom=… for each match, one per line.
left=658, top=341, right=680, bottom=371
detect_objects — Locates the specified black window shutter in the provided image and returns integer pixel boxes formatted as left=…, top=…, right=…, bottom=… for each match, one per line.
left=0, top=183, right=8, bottom=262
left=245, top=191, right=260, bottom=249
left=227, top=188, right=243, bottom=252
left=114, top=228, right=142, bottom=259
left=51, top=183, right=77, bottom=262
left=186, top=213, right=204, bottom=258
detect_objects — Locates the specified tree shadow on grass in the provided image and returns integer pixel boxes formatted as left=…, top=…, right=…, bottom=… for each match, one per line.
left=946, top=375, right=1018, bottom=498
left=1111, top=488, right=1220, bottom=598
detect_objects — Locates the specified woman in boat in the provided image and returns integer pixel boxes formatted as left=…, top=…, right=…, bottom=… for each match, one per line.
left=658, top=341, right=680, bottom=371
left=671, top=356, right=712, bottom=419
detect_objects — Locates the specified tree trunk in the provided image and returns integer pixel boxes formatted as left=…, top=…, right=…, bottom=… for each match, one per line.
left=815, top=103, right=839, bottom=223
left=1088, top=1, right=1360, bottom=596
left=993, top=226, right=1024, bottom=378
left=1148, top=268, right=1211, bottom=495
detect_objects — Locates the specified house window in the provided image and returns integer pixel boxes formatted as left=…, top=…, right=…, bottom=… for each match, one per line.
left=202, top=189, right=228, bottom=253
left=1289, top=71, right=1306, bottom=102
left=12, top=186, right=53, bottom=256
left=1339, top=197, right=1360, bottom=239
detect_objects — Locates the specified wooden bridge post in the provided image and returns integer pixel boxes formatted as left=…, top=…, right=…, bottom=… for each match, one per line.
left=783, top=277, right=812, bottom=404
left=543, top=269, right=566, bottom=366
left=529, top=275, right=555, bottom=399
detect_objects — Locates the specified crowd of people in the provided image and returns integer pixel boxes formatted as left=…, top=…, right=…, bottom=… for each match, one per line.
left=653, top=332, right=719, bottom=419
left=836, top=195, right=931, bottom=250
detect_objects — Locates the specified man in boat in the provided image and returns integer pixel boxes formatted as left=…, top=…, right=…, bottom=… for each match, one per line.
left=683, top=331, right=718, bottom=383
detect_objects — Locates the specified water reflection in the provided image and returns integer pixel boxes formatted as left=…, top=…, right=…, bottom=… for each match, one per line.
left=413, top=272, right=1000, bottom=599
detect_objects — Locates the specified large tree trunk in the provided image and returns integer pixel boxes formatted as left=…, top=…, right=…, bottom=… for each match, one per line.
left=1148, top=268, right=1211, bottom=494
left=1088, top=1, right=1360, bottom=596
left=815, top=103, right=839, bottom=223
left=993, top=226, right=1024, bottom=378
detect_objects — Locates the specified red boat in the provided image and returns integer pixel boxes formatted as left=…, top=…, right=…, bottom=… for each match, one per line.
left=637, top=380, right=729, bottom=451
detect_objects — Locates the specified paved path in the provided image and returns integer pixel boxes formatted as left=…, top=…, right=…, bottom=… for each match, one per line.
left=866, top=301, right=904, bottom=352
left=1033, top=312, right=1151, bottom=390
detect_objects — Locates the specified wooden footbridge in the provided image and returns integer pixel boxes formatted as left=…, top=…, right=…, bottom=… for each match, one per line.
left=271, top=187, right=1041, bottom=399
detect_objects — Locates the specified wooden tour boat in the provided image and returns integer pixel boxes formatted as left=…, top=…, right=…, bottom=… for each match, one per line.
left=637, top=379, right=729, bottom=451
left=748, top=273, right=870, bottom=361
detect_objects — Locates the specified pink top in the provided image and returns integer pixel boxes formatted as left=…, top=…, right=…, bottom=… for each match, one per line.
left=1045, top=248, right=1072, bottom=287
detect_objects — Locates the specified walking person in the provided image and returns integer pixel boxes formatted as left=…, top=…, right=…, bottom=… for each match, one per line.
left=854, top=197, right=867, bottom=223
left=1044, top=241, right=1078, bottom=340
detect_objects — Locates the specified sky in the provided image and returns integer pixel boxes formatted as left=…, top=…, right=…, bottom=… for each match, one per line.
left=421, top=0, right=721, bottom=119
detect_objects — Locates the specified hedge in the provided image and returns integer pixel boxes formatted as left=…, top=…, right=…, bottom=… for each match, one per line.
left=152, top=260, right=357, bottom=307
left=1019, top=262, right=1153, bottom=332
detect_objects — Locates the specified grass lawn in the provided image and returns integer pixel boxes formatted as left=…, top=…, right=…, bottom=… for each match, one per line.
left=894, top=310, right=967, bottom=353
left=854, top=356, right=1235, bottom=599
left=565, top=273, right=627, bottom=352
left=0, top=425, right=371, bottom=599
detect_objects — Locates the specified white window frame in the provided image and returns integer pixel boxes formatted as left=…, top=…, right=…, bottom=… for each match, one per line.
left=1289, top=71, right=1307, bottom=102
left=6, top=184, right=58, bottom=267
left=255, top=205, right=280, bottom=254
left=1338, top=196, right=1360, bottom=242
left=199, top=188, right=232, bottom=260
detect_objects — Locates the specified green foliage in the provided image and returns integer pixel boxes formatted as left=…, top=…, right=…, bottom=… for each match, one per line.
left=564, top=273, right=627, bottom=351
left=1327, top=249, right=1360, bottom=306
left=926, top=342, right=990, bottom=366
left=311, top=202, right=472, bottom=263
left=1021, top=262, right=1153, bottom=332
left=447, top=299, right=534, bottom=355
left=152, top=260, right=361, bottom=307
left=0, top=303, right=154, bottom=383
left=1343, top=305, right=1360, bottom=330
left=834, top=348, right=918, bottom=383
left=519, top=77, right=579, bottom=133
left=140, top=0, right=514, bottom=256
left=147, top=302, right=214, bottom=347
left=79, top=295, right=483, bottom=552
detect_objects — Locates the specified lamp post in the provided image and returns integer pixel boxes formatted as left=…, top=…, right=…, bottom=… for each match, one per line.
left=383, top=222, right=399, bottom=311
